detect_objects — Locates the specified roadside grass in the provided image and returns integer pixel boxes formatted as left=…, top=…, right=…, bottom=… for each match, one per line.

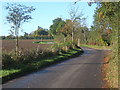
left=80, top=44, right=111, bottom=50
left=102, top=51, right=118, bottom=88
left=81, top=44, right=118, bottom=88
left=107, top=56, right=118, bottom=88
left=0, top=70, right=20, bottom=78
left=2, top=47, right=83, bottom=84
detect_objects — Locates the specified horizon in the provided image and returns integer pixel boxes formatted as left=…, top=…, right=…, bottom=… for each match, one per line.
left=1, top=1, right=97, bottom=36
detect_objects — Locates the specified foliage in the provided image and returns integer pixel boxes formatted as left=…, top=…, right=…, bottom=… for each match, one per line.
left=49, top=17, right=66, bottom=36
left=2, top=47, right=56, bottom=69
left=2, top=47, right=83, bottom=83
left=73, top=2, right=119, bottom=87
left=33, top=28, right=49, bottom=36
left=1, top=33, right=53, bottom=40
left=5, top=3, right=35, bottom=29
left=5, top=3, right=35, bottom=54
left=60, top=19, right=73, bottom=37
left=93, top=2, right=119, bottom=88
left=2, top=51, right=16, bottom=68
left=3, top=2, right=119, bottom=87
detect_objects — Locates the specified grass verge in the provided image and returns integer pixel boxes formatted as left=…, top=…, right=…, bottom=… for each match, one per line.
left=1, top=47, right=83, bottom=84
left=80, top=44, right=111, bottom=50
left=81, top=44, right=118, bottom=88
left=102, top=51, right=118, bottom=88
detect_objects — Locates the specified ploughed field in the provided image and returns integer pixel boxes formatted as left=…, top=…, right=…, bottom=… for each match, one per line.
left=2, top=40, right=52, bottom=51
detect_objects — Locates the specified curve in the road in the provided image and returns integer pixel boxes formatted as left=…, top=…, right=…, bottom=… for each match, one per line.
left=3, top=47, right=107, bottom=88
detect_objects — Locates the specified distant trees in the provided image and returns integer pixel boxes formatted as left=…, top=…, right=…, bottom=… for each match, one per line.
left=34, top=28, right=48, bottom=36
left=5, top=3, right=35, bottom=55
left=0, top=36, right=6, bottom=40
left=1, top=26, right=53, bottom=40
left=30, top=27, right=50, bottom=40
left=23, top=32, right=29, bottom=39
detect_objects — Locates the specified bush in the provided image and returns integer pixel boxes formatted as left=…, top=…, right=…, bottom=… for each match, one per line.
left=2, top=51, right=15, bottom=68
left=2, top=46, right=60, bottom=69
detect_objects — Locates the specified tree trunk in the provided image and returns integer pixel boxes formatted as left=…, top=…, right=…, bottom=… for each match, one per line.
left=83, top=32, right=86, bottom=43
left=16, top=35, right=19, bottom=56
left=83, top=31, right=87, bottom=44
left=15, top=27, right=19, bottom=56
left=72, top=31, right=74, bottom=42
left=64, top=37, right=68, bottom=51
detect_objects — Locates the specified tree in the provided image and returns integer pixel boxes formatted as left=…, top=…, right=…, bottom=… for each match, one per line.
left=94, top=2, right=119, bottom=87
left=60, top=19, right=73, bottom=37
left=0, top=36, right=6, bottom=40
left=24, top=32, right=29, bottom=39
left=68, top=6, right=85, bottom=46
left=35, top=29, right=48, bottom=36
left=37, top=26, right=43, bottom=30
left=60, top=19, right=73, bottom=46
left=49, top=18, right=65, bottom=36
left=5, top=3, right=35, bottom=55
left=72, top=1, right=119, bottom=87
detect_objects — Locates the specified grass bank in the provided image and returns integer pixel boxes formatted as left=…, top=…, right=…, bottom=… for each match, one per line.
left=102, top=51, right=118, bottom=88
left=80, top=44, right=111, bottom=50
left=1, top=47, right=83, bottom=84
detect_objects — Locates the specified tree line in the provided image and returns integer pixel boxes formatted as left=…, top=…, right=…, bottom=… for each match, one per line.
left=3, top=2, right=119, bottom=56
left=1, top=26, right=53, bottom=40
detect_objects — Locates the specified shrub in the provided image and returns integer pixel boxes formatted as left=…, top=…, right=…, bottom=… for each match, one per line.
left=2, top=51, right=15, bottom=68
left=2, top=46, right=60, bottom=69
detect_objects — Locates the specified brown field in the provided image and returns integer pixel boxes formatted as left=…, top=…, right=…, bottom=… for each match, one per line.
left=1, top=40, right=53, bottom=52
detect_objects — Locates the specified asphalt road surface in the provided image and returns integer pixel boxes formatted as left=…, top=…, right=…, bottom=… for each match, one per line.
left=3, top=47, right=107, bottom=88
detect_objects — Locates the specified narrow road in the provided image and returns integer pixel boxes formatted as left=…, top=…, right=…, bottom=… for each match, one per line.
left=3, top=47, right=107, bottom=88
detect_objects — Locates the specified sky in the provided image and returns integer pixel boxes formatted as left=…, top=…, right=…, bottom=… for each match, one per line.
left=0, top=1, right=97, bottom=36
